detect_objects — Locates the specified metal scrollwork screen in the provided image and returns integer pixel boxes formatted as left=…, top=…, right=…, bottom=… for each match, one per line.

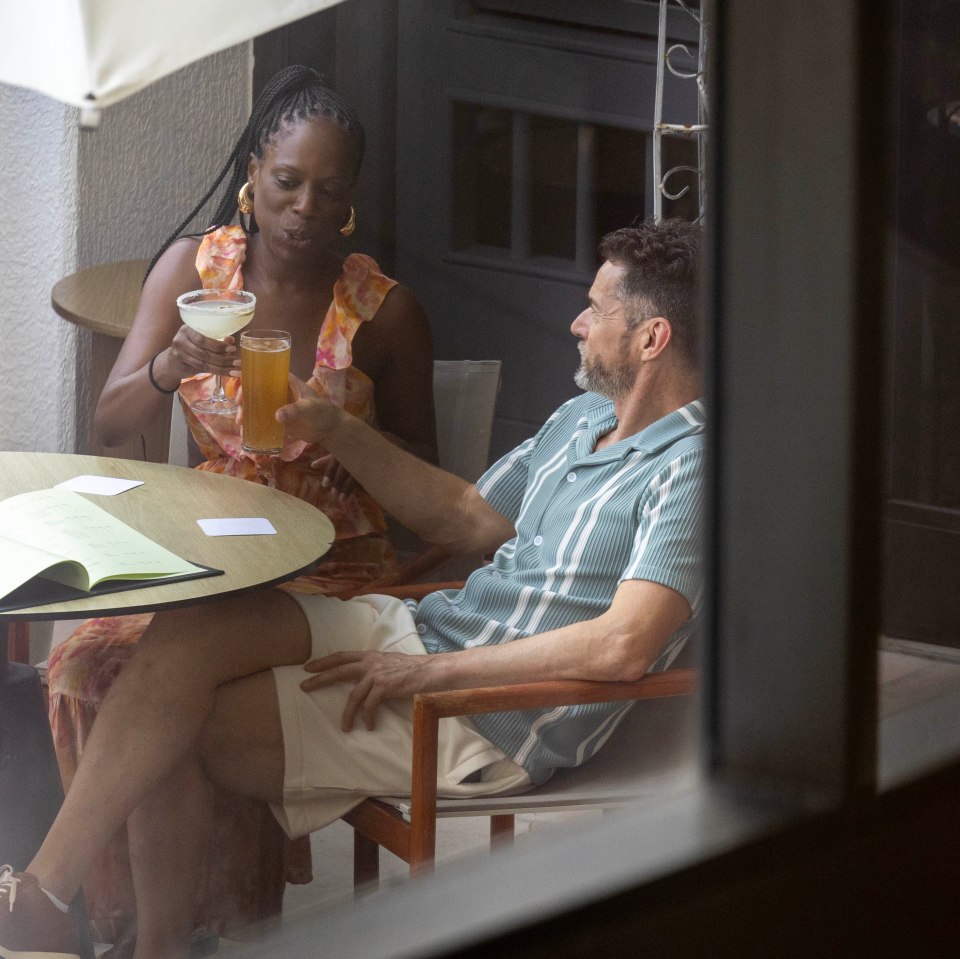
left=653, top=0, right=709, bottom=223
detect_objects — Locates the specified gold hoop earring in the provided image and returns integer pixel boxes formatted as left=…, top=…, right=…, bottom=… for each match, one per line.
left=238, top=182, right=254, bottom=215
left=339, top=206, right=356, bottom=236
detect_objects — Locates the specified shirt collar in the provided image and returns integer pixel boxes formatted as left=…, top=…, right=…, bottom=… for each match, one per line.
left=577, top=395, right=706, bottom=461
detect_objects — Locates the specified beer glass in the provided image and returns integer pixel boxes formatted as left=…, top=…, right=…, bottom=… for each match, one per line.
left=240, top=330, right=292, bottom=454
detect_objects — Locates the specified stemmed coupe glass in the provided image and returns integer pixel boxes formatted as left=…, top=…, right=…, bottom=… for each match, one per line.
left=176, top=289, right=256, bottom=415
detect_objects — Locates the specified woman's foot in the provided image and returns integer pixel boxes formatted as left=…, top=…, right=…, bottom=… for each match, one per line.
left=0, top=866, right=80, bottom=959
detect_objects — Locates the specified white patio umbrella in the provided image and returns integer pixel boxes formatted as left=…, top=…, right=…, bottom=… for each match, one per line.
left=0, top=0, right=346, bottom=118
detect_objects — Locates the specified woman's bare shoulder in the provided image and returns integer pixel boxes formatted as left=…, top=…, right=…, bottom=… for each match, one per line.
left=366, top=283, right=431, bottom=350
left=376, top=283, right=429, bottom=333
left=351, top=281, right=432, bottom=382
left=141, top=237, right=204, bottom=296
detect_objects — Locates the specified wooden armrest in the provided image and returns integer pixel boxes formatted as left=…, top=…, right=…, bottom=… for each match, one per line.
left=405, top=669, right=697, bottom=866
left=415, top=671, right=697, bottom=719
left=4, top=622, right=31, bottom=664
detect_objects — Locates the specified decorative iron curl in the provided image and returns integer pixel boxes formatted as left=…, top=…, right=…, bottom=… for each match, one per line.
left=666, top=44, right=701, bottom=81
left=671, top=0, right=702, bottom=25
left=660, top=165, right=704, bottom=202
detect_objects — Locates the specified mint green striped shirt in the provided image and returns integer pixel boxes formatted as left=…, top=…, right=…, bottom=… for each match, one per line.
left=415, top=393, right=706, bottom=784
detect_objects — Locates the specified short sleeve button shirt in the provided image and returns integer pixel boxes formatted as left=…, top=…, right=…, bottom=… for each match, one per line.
left=414, top=392, right=706, bottom=784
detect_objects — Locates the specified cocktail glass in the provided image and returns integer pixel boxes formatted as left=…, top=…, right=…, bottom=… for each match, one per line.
left=176, top=289, right=256, bottom=415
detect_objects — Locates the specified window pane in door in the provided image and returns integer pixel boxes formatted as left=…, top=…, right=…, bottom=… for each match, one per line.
left=595, top=125, right=647, bottom=238
left=452, top=102, right=512, bottom=251
left=529, top=115, right=578, bottom=261
left=882, top=0, right=960, bottom=646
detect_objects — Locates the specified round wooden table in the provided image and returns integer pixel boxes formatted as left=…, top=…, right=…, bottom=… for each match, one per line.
left=50, top=260, right=148, bottom=339
left=50, top=261, right=163, bottom=462
left=0, top=451, right=334, bottom=894
left=0, top=451, right=333, bottom=623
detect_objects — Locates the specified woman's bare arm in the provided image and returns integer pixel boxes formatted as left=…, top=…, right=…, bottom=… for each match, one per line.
left=354, top=284, right=438, bottom=464
left=94, top=239, right=238, bottom=447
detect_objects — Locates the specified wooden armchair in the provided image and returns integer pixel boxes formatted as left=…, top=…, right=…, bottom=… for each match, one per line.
left=337, top=584, right=697, bottom=889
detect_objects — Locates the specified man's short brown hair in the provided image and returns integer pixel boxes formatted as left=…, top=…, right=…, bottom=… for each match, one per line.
left=598, top=218, right=703, bottom=367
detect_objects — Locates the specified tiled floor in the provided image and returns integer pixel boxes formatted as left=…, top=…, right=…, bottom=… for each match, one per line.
left=216, top=810, right=601, bottom=951
left=213, top=640, right=960, bottom=951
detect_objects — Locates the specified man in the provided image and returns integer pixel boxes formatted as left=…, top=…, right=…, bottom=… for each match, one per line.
left=0, top=218, right=705, bottom=959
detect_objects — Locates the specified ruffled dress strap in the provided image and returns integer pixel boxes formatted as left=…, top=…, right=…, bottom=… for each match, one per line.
left=269, top=253, right=395, bottom=461
left=315, top=253, right=397, bottom=371
left=304, top=254, right=396, bottom=415
left=196, top=225, right=247, bottom=290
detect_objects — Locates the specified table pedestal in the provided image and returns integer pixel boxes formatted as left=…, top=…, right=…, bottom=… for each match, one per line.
left=52, top=259, right=170, bottom=463
left=0, top=626, right=94, bottom=959
left=0, top=660, right=62, bottom=870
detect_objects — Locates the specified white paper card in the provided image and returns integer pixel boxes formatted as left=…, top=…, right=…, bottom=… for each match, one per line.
left=197, top=518, right=277, bottom=536
left=56, top=475, right=144, bottom=496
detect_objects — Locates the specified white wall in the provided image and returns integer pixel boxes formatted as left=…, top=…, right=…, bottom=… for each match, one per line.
left=0, top=44, right=252, bottom=457
left=76, top=47, right=253, bottom=270
left=0, top=86, right=79, bottom=453
left=0, top=45, right=252, bottom=662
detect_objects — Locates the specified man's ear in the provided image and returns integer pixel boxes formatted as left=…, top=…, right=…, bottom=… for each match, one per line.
left=639, top=317, right=673, bottom=359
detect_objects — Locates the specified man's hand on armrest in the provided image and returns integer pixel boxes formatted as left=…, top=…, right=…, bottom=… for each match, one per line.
left=301, top=578, right=691, bottom=732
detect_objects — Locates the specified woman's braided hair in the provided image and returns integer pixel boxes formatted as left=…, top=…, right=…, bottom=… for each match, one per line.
left=145, top=65, right=365, bottom=281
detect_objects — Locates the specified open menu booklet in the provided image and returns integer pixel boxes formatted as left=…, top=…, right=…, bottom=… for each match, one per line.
left=0, top=487, right=221, bottom=612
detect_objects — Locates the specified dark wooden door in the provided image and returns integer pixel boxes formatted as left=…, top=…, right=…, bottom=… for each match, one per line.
left=394, top=0, right=700, bottom=457
left=883, top=0, right=960, bottom=645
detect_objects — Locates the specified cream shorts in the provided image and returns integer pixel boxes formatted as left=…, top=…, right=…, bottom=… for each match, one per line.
left=271, top=592, right=531, bottom=839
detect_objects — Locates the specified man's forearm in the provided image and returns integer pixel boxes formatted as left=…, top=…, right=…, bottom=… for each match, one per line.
left=430, top=578, right=692, bottom=689
left=299, top=580, right=691, bottom=731
left=279, top=394, right=513, bottom=554
left=324, top=411, right=474, bottom=545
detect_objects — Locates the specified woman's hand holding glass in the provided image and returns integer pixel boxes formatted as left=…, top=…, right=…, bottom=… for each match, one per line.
left=163, top=322, right=239, bottom=380
left=176, top=289, right=256, bottom=414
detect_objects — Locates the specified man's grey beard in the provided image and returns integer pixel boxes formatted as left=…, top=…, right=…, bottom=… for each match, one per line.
left=574, top=349, right=634, bottom=399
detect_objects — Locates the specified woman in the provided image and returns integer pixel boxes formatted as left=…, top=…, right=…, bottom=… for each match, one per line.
left=46, top=65, right=436, bottom=954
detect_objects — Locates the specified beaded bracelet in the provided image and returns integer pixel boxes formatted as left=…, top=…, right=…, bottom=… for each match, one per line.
left=147, top=353, right=179, bottom=394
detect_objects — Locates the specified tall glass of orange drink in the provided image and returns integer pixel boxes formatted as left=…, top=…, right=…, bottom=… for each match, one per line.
left=240, top=330, right=291, bottom=454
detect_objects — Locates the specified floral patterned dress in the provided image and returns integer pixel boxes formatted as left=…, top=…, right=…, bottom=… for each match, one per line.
left=46, top=227, right=402, bottom=948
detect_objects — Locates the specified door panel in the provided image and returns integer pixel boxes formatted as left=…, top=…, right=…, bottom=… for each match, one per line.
left=396, top=0, right=699, bottom=458
left=883, top=0, right=960, bottom=645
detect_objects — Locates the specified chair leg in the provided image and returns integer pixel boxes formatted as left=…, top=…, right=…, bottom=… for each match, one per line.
left=490, top=814, right=515, bottom=848
left=353, top=830, right=380, bottom=891
left=7, top=622, right=30, bottom=664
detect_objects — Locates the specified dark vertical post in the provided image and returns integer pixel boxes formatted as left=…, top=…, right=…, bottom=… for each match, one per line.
left=706, top=0, right=885, bottom=798
left=511, top=113, right=530, bottom=261
left=0, top=622, right=94, bottom=957
left=575, top=123, right=596, bottom=274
